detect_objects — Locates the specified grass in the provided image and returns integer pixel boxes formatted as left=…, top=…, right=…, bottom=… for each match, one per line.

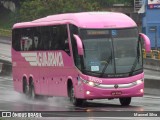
left=0, top=6, right=14, bottom=37
left=0, top=29, right=11, bottom=37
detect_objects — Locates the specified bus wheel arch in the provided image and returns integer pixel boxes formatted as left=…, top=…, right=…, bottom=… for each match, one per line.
left=67, top=79, right=84, bottom=106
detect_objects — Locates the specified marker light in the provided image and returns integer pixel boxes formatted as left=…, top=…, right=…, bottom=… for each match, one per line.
left=86, top=91, right=90, bottom=95
left=136, top=79, right=143, bottom=84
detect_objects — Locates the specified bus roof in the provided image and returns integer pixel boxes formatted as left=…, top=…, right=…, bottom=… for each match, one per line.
left=13, top=12, right=137, bottom=29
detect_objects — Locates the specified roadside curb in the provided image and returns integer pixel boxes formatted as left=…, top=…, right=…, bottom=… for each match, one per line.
left=0, top=60, right=12, bottom=75
left=144, top=78, right=160, bottom=89
left=144, top=78, right=160, bottom=96
left=144, top=58, right=160, bottom=71
left=0, top=62, right=3, bottom=73
left=144, top=88, right=160, bottom=96
left=0, top=36, right=11, bottom=44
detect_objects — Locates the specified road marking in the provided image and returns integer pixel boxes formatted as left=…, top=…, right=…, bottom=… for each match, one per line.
left=144, top=95, right=160, bottom=99
left=0, top=76, right=12, bottom=81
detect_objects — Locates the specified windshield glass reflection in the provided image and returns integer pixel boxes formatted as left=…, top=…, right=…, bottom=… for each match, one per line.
left=80, top=28, right=142, bottom=77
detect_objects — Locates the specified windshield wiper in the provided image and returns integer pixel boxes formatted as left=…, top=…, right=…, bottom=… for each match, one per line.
left=129, top=57, right=139, bottom=76
left=129, top=41, right=140, bottom=76
left=100, top=55, right=112, bottom=77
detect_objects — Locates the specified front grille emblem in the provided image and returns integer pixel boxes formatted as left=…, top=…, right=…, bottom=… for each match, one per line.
left=114, top=84, right=119, bottom=89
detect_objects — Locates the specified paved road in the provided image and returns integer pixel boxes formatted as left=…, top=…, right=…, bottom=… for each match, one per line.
left=0, top=42, right=11, bottom=62
left=0, top=75, right=160, bottom=120
left=144, top=69, right=160, bottom=80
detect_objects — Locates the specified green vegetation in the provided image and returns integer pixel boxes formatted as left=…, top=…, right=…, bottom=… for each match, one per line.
left=0, top=0, right=134, bottom=36
left=0, top=7, right=13, bottom=29
left=0, top=5, right=12, bottom=36
left=18, top=0, right=100, bottom=21
left=18, top=0, right=133, bottom=22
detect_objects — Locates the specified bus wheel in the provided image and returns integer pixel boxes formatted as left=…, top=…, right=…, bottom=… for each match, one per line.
left=119, top=97, right=131, bottom=106
left=28, top=82, right=36, bottom=99
left=69, top=85, right=83, bottom=106
left=23, top=79, right=29, bottom=95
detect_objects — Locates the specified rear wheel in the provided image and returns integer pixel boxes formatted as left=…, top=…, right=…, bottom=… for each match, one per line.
left=28, top=82, right=36, bottom=99
left=28, top=80, right=46, bottom=100
left=23, top=80, right=29, bottom=95
left=69, top=84, right=84, bottom=106
left=119, top=97, right=131, bottom=106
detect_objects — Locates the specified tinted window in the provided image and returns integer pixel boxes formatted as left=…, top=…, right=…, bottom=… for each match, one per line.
left=12, top=25, right=70, bottom=55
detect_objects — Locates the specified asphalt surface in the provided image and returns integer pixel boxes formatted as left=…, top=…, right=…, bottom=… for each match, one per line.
left=0, top=75, right=160, bottom=120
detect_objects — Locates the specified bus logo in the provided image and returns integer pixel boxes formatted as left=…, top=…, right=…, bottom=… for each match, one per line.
left=21, top=52, right=64, bottom=67
left=114, top=84, right=119, bottom=89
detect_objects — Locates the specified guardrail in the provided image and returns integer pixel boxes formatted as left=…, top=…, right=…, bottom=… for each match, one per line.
left=0, top=60, right=12, bottom=75
left=143, top=49, right=160, bottom=60
left=0, top=29, right=11, bottom=37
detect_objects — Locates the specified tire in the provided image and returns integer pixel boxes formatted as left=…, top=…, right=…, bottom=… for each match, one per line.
left=28, top=81, right=46, bottom=100
left=69, top=84, right=84, bottom=106
left=119, top=97, right=131, bottom=106
left=23, top=80, right=29, bottom=95
left=28, top=82, right=36, bottom=100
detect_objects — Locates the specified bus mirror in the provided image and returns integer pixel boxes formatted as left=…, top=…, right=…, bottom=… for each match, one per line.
left=139, top=33, right=151, bottom=53
left=73, top=34, right=84, bottom=55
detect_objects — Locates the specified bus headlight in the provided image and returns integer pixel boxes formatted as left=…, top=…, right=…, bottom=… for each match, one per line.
left=88, top=81, right=94, bottom=86
left=135, top=79, right=144, bottom=85
left=83, top=79, right=100, bottom=87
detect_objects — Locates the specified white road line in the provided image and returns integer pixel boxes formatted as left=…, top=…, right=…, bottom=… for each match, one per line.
left=0, top=76, right=12, bottom=81
left=144, top=95, right=160, bottom=99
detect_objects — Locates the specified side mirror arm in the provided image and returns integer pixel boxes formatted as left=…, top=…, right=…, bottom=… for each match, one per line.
left=139, top=33, right=151, bottom=53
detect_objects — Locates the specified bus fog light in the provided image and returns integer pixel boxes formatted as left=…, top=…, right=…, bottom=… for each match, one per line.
left=140, top=89, right=144, bottom=93
left=136, top=79, right=143, bottom=84
left=86, top=91, right=90, bottom=95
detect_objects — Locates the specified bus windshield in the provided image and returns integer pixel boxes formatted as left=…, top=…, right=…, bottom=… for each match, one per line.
left=80, top=28, right=142, bottom=77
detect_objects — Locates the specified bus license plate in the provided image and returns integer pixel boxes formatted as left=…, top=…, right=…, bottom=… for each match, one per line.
left=111, top=91, right=122, bottom=95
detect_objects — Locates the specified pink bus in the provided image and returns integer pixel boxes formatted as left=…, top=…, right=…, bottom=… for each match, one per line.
left=12, top=12, right=150, bottom=106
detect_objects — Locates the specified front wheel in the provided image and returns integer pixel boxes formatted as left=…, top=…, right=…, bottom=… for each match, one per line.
left=69, top=85, right=84, bottom=106
left=119, top=97, right=131, bottom=106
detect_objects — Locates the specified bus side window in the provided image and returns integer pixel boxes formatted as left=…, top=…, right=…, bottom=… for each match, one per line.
left=61, top=26, right=70, bottom=55
left=50, top=25, right=70, bottom=55
left=43, top=31, right=50, bottom=50
left=20, top=28, right=34, bottom=51
left=53, top=27, right=60, bottom=50
left=32, top=27, right=41, bottom=51
left=12, top=29, right=21, bottom=51
left=20, top=37, right=33, bottom=51
left=34, top=36, right=39, bottom=50
left=57, top=26, right=67, bottom=50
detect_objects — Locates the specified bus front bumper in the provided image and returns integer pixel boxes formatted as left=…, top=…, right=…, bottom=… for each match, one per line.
left=82, top=83, right=144, bottom=99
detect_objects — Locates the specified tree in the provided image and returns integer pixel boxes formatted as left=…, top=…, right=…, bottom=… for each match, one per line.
left=18, top=0, right=100, bottom=21
left=94, top=0, right=134, bottom=7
